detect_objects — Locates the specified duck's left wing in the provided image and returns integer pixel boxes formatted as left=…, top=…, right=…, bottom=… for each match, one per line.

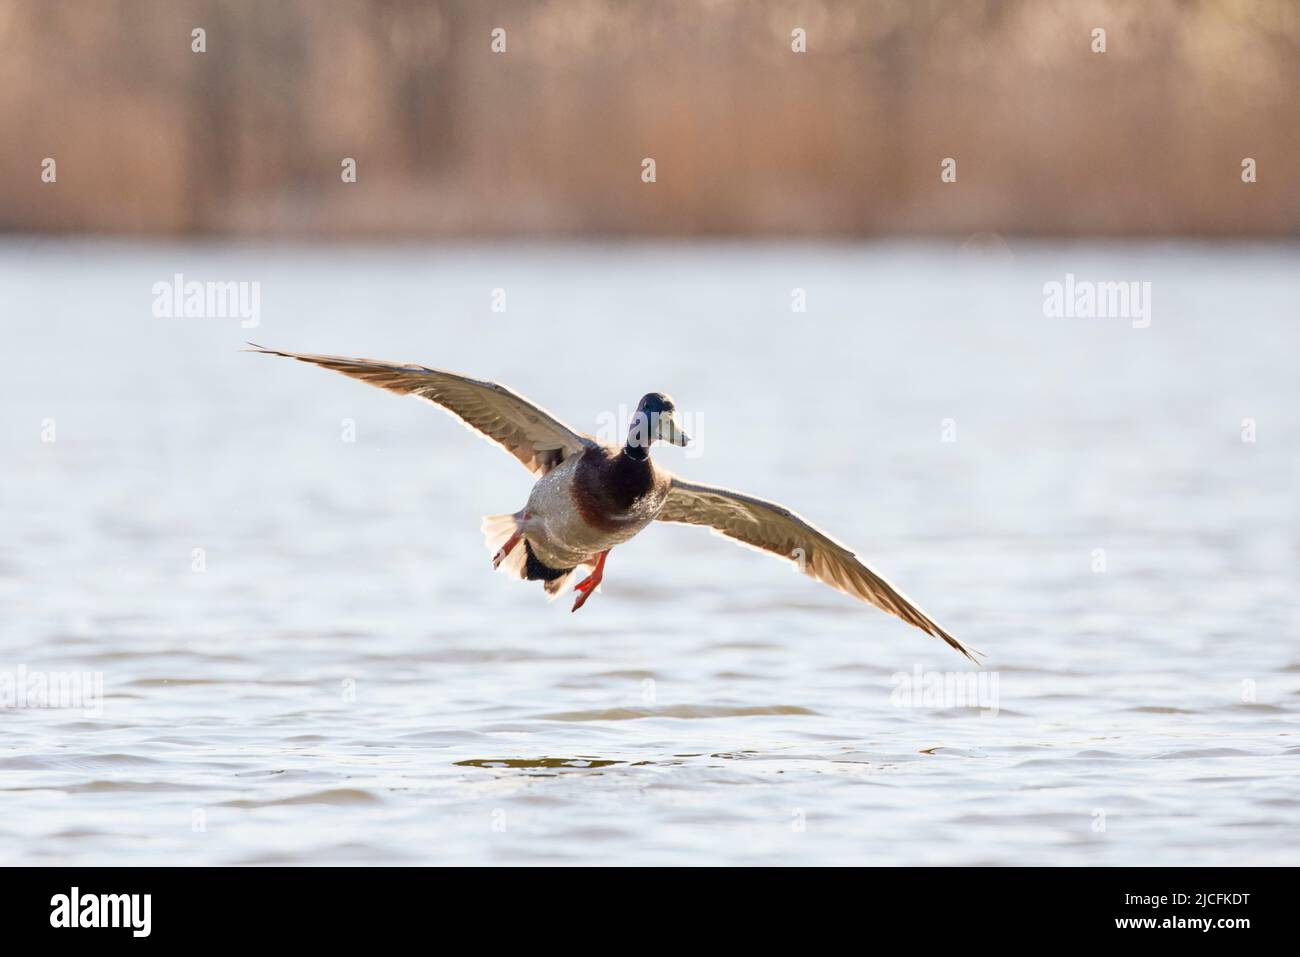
left=657, top=477, right=981, bottom=662
left=247, top=345, right=592, bottom=476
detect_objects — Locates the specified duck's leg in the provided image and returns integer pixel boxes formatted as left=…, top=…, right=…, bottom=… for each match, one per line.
left=570, top=549, right=610, bottom=613
left=492, top=529, right=523, bottom=570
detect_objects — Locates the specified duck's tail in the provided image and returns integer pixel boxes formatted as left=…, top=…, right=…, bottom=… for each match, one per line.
left=481, top=513, right=589, bottom=599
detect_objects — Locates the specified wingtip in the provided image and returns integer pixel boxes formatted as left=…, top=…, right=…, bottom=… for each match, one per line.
left=932, top=624, right=986, bottom=667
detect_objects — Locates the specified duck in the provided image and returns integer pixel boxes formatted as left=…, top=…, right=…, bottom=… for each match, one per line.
left=249, top=345, right=980, bottom=662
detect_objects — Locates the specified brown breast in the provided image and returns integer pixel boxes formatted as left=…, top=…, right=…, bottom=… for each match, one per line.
left=570, top=445, right=670, bottom=533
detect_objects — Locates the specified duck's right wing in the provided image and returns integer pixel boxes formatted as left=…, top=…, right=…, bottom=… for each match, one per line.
left=247, top=345, right=593, bottom=476
left=658, top=477, right=981, bottom=663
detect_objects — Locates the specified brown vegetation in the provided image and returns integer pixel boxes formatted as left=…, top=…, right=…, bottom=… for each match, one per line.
left=2, top=0, right=1297, bottom=237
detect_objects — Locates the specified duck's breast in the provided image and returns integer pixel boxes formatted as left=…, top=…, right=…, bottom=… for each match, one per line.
left=523, top=447, right=667, bottom=565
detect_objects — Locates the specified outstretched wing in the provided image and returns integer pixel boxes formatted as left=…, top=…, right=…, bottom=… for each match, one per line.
left=657, top=477, right=980, bottom=662
left=248, top=345, right=592, bottom=475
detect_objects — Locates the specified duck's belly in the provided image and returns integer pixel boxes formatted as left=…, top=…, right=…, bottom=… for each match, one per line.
left=522, top=457, right=651, bottom=568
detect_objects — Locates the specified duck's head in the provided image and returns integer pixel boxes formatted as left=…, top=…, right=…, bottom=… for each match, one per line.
left=624, top=392, right=690, bottom=458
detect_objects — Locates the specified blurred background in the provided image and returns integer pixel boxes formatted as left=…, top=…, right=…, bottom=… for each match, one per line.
left=3, top=0, right=1298, bottom=239
left=3, top=1, right=1299, bottom=866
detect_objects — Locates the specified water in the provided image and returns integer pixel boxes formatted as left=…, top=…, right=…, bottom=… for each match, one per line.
left=1, top=239, right=1297, bottom=865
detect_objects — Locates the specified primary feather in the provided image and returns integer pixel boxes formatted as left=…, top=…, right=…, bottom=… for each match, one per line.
left=245, top=344, right=591, bottom=475
left=658, top=477, right=981, bottom=663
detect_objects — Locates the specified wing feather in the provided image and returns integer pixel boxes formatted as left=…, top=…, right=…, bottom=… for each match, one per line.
left=248, top=345, right=591, bottom=475
left=658, top=477, right=981, bottom=662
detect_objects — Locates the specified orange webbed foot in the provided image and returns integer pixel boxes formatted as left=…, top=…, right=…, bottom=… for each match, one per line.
left=492, top=529, right=523, bottom=570
left=569, top=549, right=610, bottom=613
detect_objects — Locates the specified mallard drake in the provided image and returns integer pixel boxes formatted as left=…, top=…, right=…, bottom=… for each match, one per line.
left=249, top=346, right=980, bottom=662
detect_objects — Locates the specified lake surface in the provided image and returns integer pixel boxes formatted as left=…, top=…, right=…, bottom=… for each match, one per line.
left=1, top=239, right=1297, bottom=865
